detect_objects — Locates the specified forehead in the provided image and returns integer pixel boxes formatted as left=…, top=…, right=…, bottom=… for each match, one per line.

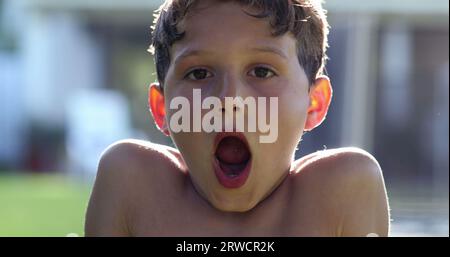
left=172, top=1, right=297, bottom=61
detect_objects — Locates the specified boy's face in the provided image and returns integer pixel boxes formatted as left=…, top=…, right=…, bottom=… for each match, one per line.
left=162, top=1, right=311, bottom=212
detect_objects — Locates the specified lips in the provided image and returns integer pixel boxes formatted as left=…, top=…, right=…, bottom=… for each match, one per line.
left=213, top=132, right=252, bottom=188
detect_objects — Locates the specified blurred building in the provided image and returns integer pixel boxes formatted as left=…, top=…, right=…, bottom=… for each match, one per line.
left=0, top=0, right=165, bottom=174
left=0, top=0, right=448, bottom=235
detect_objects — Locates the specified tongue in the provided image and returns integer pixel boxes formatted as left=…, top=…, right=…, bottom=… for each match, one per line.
left=219, top=162, right=247, bottom=177
left=216, top=137, right=250, bottom=164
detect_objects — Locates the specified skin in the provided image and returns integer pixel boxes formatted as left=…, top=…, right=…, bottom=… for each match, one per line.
left=85, top=1, right=390, bottom=236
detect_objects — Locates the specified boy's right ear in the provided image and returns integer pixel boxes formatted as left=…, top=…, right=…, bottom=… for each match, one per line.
left=148, top=83, right=170, bottom=136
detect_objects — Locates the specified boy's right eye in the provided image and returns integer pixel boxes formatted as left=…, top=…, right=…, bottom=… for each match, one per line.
left=185, top=68, right=213, bottom=81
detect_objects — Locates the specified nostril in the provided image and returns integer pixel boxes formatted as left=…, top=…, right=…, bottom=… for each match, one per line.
left=221, top=105, right=238, bottom=112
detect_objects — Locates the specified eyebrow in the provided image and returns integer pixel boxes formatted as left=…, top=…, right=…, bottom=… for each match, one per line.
left=174, top=49, right=214, bottom=66
left=173, top=45, right=288, bottom=66
left=247, top=46, right=289, bottom=60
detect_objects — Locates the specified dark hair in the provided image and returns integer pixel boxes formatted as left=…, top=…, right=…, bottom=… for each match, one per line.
left=149, top=0, right=329, bottom=87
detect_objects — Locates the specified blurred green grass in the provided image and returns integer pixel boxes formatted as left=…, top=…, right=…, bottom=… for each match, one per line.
left=0, top=173, right=91, bottom=237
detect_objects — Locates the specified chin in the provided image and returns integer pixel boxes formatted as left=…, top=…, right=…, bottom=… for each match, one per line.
left=213, top=203, right=255, bottom=213
left=209, top=191, right=258, bottom=213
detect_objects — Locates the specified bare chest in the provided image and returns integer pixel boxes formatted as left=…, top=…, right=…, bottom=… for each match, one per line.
left=130, top=186, right=333, bottom=236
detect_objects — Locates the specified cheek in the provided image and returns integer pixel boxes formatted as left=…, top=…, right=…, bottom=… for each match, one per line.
left=170, top=132, right=214, bottom=185
left=252, top=91, right=308, bottom=171
left=171, top=132, right=211, bottom=159
left=276, top=90, right=309, bottom=150
left=279, top=83, right=309, bottom=125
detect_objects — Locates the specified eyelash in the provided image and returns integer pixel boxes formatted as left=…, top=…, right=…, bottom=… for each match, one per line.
left=184, top=68, right=213, bottom=81
left=248, top=66, right=277, bottom=79
left=184, top=66, right=278, bottom=81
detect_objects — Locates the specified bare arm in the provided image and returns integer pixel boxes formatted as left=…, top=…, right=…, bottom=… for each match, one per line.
left=84, top=143, right=133, bottom=236
left=84, top=139, right=184, bottom=236
left=337, top=149, right=390, bottom=237
left=291, top=147, right=390, bottom=237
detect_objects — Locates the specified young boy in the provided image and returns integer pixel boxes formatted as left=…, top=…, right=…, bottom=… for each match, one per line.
left=85, top=0, right=390, bottom=236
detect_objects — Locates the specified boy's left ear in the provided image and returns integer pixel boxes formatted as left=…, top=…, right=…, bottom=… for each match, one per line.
left=304, top=76, right=333, bottom=131
left=148, top=83, right=170, bottom=136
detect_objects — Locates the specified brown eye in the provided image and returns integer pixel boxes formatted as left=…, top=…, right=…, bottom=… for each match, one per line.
left=249, top=67, right=276, bottom=79
left=186, top=69, right=212, bottom=80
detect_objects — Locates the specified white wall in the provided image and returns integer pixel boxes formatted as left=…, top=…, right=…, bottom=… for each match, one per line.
left=21, top=11, right=104, bottom=127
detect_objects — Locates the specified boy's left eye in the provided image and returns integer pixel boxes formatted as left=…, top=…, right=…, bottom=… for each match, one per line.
left=248, top=67, right=277, bottom=79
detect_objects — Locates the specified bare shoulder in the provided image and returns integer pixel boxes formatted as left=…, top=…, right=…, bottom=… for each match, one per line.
left=290, top=147, right=390, bottom=236
left=293, top=147, right=383, bottom=182
left=84, top=139, right=185, bottom=236
left=100, top=139, right=184, bottom=169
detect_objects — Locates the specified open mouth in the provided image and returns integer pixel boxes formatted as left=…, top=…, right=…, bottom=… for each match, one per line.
left=213, top=133, right=252, bottom=188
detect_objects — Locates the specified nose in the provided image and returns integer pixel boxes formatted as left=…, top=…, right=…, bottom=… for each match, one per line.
left=217, top=72, right=244, bottom=113
left=220, top=105, right=238, bottom=114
